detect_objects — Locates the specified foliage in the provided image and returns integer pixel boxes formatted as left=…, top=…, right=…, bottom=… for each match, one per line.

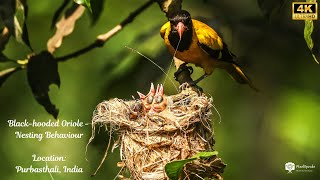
left=3, top=0, right=318, bottom=118
left=0, top=0, right=32, bottom=49
left=0, top=0, right=147, bottom=117
left=304, top=0, right=319, bottom=63
left=74, top=0, right=92, bottom=12
left=165, top=151, right=218, bottom=180
left=258, top=0, right=319, bottom=63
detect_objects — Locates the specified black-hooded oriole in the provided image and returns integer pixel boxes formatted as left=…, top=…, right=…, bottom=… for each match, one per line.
left=160, top=10, right=257, bottom=91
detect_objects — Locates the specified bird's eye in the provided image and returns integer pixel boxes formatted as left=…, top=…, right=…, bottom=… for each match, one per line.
left=146, top=95, right=153, bottom=104
left=154, top=95, right=163, bottom=104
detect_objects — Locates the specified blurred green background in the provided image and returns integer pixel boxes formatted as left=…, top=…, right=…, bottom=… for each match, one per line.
left=0, top=0, right=319, bottom=179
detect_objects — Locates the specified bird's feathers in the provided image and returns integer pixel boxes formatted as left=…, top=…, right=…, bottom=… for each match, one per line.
left=160, top=21, right=170, bottom=39
left=160, top=17, right=258, bottom=91
left=225, top=63, right=259, bottom=91
left=192, top=19, right=223, bottom=51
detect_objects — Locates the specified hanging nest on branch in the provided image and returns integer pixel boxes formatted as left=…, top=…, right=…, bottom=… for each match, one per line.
left=87, top=84, right=226, bottom=180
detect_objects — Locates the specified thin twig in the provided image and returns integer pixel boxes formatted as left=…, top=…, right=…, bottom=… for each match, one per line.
left=56, top=0, right=155, bottom=62
left=91, top=128, right=113, bottom=177
left=0, top=67, right=21, bottom=78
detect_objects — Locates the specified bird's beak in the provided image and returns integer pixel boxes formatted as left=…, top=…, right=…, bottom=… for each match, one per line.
left=177, top=22, right=185, bottom=39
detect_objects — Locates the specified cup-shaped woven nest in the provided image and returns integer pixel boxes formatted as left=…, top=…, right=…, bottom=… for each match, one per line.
left=88, top=85, right=226, bottom=180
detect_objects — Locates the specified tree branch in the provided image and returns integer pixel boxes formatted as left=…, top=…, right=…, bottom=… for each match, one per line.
left=47, top=4, right=85, bottom=54
left=56, top=0, right=155, bottom=62
left=155, top=0, right=182, bottom=17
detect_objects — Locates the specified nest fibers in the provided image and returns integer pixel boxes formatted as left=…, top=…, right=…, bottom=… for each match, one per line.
left=87, top=85, right=226, bottom=180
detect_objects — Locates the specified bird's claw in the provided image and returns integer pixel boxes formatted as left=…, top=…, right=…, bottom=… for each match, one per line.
left=178, top=82, right=190, bottom=92
left=174, top=63, right=193, bottom=81
left=188, top=81, right=203, bottom=95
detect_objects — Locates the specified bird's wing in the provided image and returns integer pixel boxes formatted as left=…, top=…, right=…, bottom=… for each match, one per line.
left=193, top=20, right=223, bottom=50
left=193, top=20, right=257, bottom=91
left=160, top=21, right=170, bottom=39
left=192, top=19, right=235, bottom=61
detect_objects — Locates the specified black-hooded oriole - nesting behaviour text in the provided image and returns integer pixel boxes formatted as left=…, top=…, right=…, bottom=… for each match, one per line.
left=160, top=10, right=257, bottom=91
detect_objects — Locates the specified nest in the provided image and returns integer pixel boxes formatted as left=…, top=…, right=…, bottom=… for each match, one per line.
left=88, top=85, right=226, bottom=179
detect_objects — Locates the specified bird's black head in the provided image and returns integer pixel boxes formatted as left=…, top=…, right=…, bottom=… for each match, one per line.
left=169, top=10, right=192, bottom=39
left=168, top=10, right=193, bottom=51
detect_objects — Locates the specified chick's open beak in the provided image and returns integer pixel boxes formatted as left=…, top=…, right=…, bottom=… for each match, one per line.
left=176, top=22, right=185, bottom=39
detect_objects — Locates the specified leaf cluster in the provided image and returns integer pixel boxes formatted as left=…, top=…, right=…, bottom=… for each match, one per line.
left=0, top=0, right=106, bottom=118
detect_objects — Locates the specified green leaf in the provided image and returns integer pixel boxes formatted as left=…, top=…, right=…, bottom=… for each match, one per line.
left=165, top=158, right=195, bottom=180
left=0, top=0, right=32, bottom=50
left=0, top=66, right=21, bottom=87
left=15, top=0, right=32, bottom=49
left=74, top=0, right=92, bottom=12
left=27, top=51, right=60, bottom=118
left=304, top=0, right=319, bottom=64
left=304, top=20, right=318, bottom=63
left=165, top=151, right=218, bottom=180
left=191, top=151, right=218, bottom=159
left=0, top=53, right=12, bottom=62
left=304, top=20, right=314, bottom=50
left=90, top=0, right=105, bottom=25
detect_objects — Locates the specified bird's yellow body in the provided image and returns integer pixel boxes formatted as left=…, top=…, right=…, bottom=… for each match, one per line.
left=161, top=19, right=224, bottom=74
left=160, top=16, right=257, bottom=91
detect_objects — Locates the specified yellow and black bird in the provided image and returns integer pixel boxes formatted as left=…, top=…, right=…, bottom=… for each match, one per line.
left=160, top=10, right=257, bottom=91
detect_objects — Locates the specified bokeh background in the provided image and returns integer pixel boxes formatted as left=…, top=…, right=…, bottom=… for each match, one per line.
left=0, top=0, right=319, bottom=179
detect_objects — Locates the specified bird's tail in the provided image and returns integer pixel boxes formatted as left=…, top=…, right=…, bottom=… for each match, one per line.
left=225, top=63, right=259, bottom=92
